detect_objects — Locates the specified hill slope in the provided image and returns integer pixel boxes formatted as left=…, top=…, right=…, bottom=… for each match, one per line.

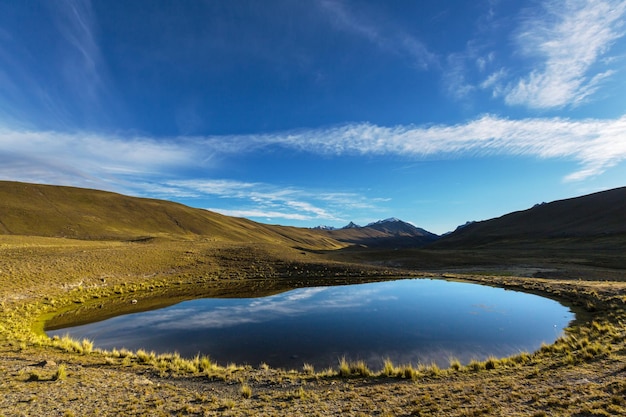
left=0, top=181, right=344, bottom=249
left=433, top=186, right=626, bottom=248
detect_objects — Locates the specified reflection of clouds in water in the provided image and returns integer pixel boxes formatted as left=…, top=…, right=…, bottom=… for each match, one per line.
left=150, top=283, right=391, bottom=331
left=283, top=287, right=328, bottom=302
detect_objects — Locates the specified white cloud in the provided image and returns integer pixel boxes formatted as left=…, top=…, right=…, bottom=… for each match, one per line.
left=505, top=0, right=626, bottom=108
left=443, top=52, right=477, bottom=99
left=223, top=115, right=626, bottom=181
left=480, top=68, right=507, bottom=91
left=0, top=128, right=195, bottom=191
left=164, top=179, right=351, bottom=222
left=207, top=208, right=314, bottom=222
left=2, top=114, right=626, bottom=198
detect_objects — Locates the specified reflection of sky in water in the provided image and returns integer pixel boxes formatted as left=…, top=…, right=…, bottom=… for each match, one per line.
left=49, top=279, right=574, bottom=369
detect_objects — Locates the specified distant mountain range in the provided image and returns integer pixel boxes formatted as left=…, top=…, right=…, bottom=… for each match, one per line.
left=314, top=217, right=439, bottom=248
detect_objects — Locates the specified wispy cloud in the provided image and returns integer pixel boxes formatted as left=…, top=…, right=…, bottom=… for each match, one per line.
left=52, top=0, right=104, bottom=104
left=1, top=113, right=625, bottom=198
left=444, top=0, right=625, bottom=108
left=319, top=0, right=437, bottom=69
left=505, top=0, right=626, bottom=108
left=161, top=179, right=373, bottom=222
left=0, top=0, right=118, bottom=129
left=221, top=115, right=626, bottom=181
left=208, top=209, right=315, bottom=222
left=0, top=128, right=196, bottom=189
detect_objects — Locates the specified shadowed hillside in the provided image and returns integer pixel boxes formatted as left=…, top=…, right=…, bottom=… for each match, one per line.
left=0, top=181, right=345, bottom=250
left=433, top=186, right=626, bottom=249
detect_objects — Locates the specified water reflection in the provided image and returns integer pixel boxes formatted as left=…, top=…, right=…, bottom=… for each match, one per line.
left=48, top=278, right=573, bottom=369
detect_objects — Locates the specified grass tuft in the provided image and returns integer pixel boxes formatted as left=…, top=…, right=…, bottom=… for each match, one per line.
left=136, top=349, right=156, bottom=364
left=240, top=383, right=252, bottom=399
left=53, top=364, right=67, bottom=381
left=338, top=357, right=351, bottom=377
left=382, top=358, right=396, bottom=377
left=302, top=363, right=315, bottom=375
left=467, top=359, right=484, bottom=372
left=337, top=357, right=372, bottom=377
left=449, top=357, right=462, bottom=371
left=485, top=356, right=499, bottom=370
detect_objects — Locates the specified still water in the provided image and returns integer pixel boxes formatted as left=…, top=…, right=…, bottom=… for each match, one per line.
left=48, top=279, right=574, bottom=369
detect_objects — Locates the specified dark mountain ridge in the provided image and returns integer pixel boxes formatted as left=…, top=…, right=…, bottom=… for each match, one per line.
left=433, top=186, right=626, bottom=249
left=316, top=218, right=439, bottom=248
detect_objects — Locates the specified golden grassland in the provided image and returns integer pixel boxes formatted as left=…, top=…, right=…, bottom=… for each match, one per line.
left=2, top=235, right=626, bottom=416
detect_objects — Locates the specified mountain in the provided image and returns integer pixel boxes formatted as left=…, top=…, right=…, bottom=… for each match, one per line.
left=0, top=181, right=345, bottom=250
left=433, top=186, right=626, bottom=249
left=317, top=218, right=439, bottom=248
left=313, top=225, right=337, bottom=231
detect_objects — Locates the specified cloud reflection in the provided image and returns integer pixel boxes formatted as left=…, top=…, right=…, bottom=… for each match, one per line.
left=141, top=283, right=390, bottom=331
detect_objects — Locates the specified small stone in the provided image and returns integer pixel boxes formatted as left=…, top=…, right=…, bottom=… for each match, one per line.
left=35, top=360, right=57, bottom=368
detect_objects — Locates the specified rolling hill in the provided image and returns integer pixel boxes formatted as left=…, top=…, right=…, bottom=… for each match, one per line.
left=433, top=186, right=626, bottom=249
left=0, top=181, right=345, bottom=250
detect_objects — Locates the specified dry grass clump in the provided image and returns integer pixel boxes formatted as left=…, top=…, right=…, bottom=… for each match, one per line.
left=466, top=359, right=485, bottom=372
left=135, top=349, right=156, bottom=364
left=302, top=363, right=315, bottom=375
left=240, top=383, right=252, bottom=399
left=484, top=356, right=499, bottom=370
left=49, top=335, right=94, bottom=355
left=449, top=357, right=462, bottom=371
left=53, top=363, right=67, bottom=381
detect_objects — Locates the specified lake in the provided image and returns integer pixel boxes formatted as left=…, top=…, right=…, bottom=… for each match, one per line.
left=47, top=278, right=574, bottom=370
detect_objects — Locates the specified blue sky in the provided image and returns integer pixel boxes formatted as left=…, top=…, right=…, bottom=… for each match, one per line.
left=1, top=0, right=625, bottom=234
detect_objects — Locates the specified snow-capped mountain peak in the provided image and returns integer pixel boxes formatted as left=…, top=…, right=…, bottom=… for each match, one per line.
left=312, top=225, right=336, bottom=230
left=366, top=217, right=402, bottom=227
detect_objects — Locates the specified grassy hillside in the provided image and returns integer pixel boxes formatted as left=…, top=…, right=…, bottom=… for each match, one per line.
left=0, top=181, right=344, bottom=250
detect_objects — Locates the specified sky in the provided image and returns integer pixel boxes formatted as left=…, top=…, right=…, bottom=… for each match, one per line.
left=1, top=0, right=625, bottom=234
